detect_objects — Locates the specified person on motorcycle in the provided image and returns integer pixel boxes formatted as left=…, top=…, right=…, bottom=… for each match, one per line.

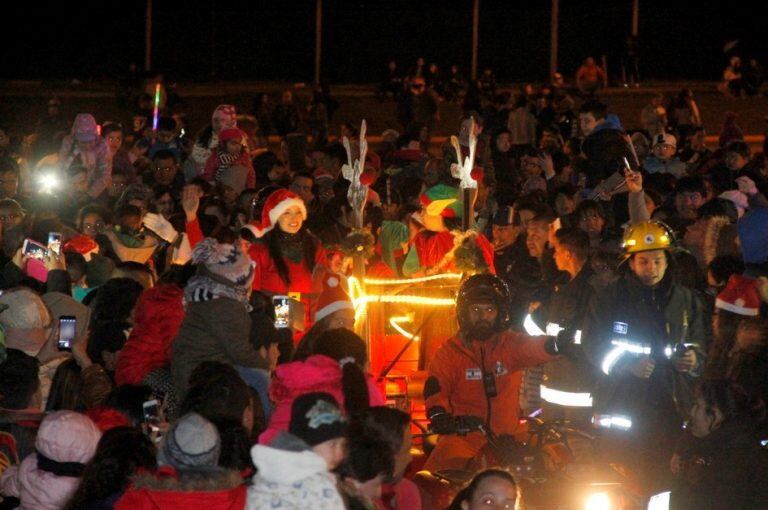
left=582, top=220, right=709, bottom=492
left=423, top=273, right=571, bottom=472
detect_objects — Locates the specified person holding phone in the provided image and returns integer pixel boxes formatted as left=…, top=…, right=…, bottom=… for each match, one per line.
left=171, top=238, right=271, bottom=405
left=243, top=189, right=327, bottom=342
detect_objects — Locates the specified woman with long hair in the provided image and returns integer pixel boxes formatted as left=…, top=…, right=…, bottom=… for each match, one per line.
left=446, top=469, right=519, bottom=510
left=64, top=426, right=156, bottom=510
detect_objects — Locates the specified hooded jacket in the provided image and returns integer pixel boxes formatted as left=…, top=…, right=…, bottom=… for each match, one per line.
left=259, top=355, right=384, bottom=445
left=115, top=284, right=185, bottom=386
left=581, top=113, right=635, bottom=185
left=246, top=432, right=345, bottom=510
left=0, top=411, right=101, bottom=510
left=115, top=466, right=246, bottom=510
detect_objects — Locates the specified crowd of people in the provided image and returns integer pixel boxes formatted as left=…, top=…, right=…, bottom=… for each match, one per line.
left=0, top=66, right=766, bottom=510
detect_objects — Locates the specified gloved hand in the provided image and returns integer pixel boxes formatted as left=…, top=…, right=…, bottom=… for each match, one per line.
left=429, top=412, right=457, bottom=435
left=143, top=213, right=178, bottom=243
left=736, top=176, right=758, bottom=196
left=545, top=328, right=579, bottom=355
left=454, top=415, right=486, bottom=434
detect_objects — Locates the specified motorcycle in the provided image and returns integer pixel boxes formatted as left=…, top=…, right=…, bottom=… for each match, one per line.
left=411, top=416, right=645, bottom=510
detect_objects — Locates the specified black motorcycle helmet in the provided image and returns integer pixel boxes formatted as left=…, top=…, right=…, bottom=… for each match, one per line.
left=456, top=274, right=512, bottom=334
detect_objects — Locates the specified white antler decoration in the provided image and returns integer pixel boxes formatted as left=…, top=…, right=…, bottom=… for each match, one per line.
left=342, top=120, right=369, bottom=226
left=450, top=116, right=478, bottom=189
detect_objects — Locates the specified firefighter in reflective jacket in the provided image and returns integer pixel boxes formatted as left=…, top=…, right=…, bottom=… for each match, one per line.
left=424, top=274, right=570, bottom=473
left=581, top=221, right=709, bottom=490
left=530, top=228, right=598, bottom=422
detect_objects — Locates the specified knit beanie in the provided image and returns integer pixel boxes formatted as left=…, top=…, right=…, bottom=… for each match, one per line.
left=289, top=392, right=347, bottom=447
left=72, top=113, right=98, bottom=142
left=159, top=413, right=221, bottom=471
left=219, top=165, right=248, bottom=196
left=191, top=238, right=254, bottom=288
left=0, top=288, right=52, bottom=357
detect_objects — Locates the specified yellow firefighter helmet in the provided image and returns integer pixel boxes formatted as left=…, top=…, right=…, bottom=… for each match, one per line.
left=621, top=220, right=674, bottom=256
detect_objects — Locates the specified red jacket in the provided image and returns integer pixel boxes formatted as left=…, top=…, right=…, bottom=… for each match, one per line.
left=202, top=148, right=256, bottom=189
left=115, top=284, right=185, bottom=386
left=115, top=467, right=246, bottom=510
left=425, top=331, right=553, bottom=436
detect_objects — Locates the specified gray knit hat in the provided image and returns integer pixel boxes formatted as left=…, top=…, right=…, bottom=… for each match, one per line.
left=158, top=413, right=221, bottom=471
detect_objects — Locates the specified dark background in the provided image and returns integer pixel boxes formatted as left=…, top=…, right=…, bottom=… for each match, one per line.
left=3, top=1, right=766, bottom=83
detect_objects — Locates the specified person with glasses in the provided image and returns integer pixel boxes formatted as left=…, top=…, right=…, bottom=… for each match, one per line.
left=76, top=204, right=112, bottom=238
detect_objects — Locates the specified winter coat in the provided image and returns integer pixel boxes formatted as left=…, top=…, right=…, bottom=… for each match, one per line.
left=671, top=422, right=768, bottom=510
left=202, top=149, right=256, bottom=190
left=247, top=432, right=345, bottom=510
left=582, top=271, right=709, bottom=435
left=115, top=466, right=246, bottom=510
left=115, top=284, right=185, bottom=386
left=424, top=331, right=554, bottom=437
left=0, top=411, right=101, bottom=510
left=259, top=355, right=384, bottom=444
left=171, top=297, right=269, bottom=399
left=644, top=156, right=687, bottom=178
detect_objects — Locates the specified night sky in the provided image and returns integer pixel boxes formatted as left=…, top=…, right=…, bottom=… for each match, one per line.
left=4, top=1, right=766, bottom=83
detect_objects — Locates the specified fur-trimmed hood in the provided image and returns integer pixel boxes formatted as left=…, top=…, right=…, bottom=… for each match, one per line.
left=703, top=216, right=739, bottom=266
left=128, top=466, right=243, bottom=492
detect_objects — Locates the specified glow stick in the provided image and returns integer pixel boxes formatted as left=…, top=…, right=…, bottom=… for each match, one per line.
left=152, top=83, right=161, bottom=131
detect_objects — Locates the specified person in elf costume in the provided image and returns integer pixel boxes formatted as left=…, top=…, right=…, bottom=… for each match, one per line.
left=402, top=184, right=495, bottom=277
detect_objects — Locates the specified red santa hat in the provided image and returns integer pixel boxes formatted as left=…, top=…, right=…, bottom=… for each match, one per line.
left=242, top=189, right=307, bottom=238
left=219, top=127, right=245, bottom=143
left=715, top=274, right=761, bottom=316
left=63, top=235, right=100, bottom=261
left=314, top=275, right=354, bottom=322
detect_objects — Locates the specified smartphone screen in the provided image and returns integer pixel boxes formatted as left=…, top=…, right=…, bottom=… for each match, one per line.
left=47, top=232, right=62, bottom=256
left=273, top=295, right=290, bottom=329
left=143, top=399, right=161, bottom=428
left=57, top=315, right=76, bottom=351
left=23, top=239, right=48, bottom=260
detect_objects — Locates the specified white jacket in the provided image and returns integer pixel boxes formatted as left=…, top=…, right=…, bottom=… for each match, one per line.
left=246, top=434, right=345, bottom=510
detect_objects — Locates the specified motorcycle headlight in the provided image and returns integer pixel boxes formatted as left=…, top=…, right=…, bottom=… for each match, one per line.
left=584, top=491, right=613, bottom=510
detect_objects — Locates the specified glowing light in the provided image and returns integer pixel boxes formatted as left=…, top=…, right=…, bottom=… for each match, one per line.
left=584, top=491, right=612, bottom=510
left=610, top=339, right=651, bottom=355
left=574, top=330, right=582, bottom=345
left=545, top=322, right=564, bottom=337
left=152, top=83, right=161, bottom=131
left=647, top=491, right=671, bottom=510
left=39, top=174, right=59, bottom=193
left=363, top=273, right=462, bottom=286
left=348, top=276, right=456, bottom=324
left=389, top=315, right=419, bottom=341
left=523, top=314, right=546, bottom=336
left=540, top=385, right=593, bottom=407
left=593, top=414, right=632, bottom=430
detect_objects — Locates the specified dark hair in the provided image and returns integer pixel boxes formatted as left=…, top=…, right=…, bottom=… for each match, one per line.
left=65, top=251, right=87, bottom=282
left=152, top=149, right=178, bottom=163
left=574, top=199, right=606, bottom=222
left=104, top=384, right=154, bottom=426
left=180, top=362, right=251, bottom=425
left=339, top=423, right=394, bottom=483
left=579, top=99, right=608, bottom=120
left=156, top=116, right=177, bottom=133
left=323, top=142, right=348, bottom=164
left=87, top=321, right=130, bottom=366
left=707, top=255, right=744, bottom=286
left=0, top=349, right=40, bottom=409
left=67, top=164, right=88, bottom=178
left=675, top=176, right=706, bottom=197
left=266, top=226, right=318, bottom=286
left=101, top=123, right=124, bottom=137
left=725, top=140, right=751, bottom=159
left=77, top=204, right=113, bottom=232
left=46, top=359, right=84, bottom=412
left=63, top=427, right=156, bottom=510
left=695, top=380, right=766, bottom=427
left=89, top=277, right=144, bottom=327
left=313, top=329, right=370, bottom=417
left=554, top=227, right=590, bottom=263
left=355, top=406, right=410, bottom=452
left=447, top=469, right=519, bottom=510
left=0, top=160, right=19, bottom=176
left=116, top=204, right=142, bottom=220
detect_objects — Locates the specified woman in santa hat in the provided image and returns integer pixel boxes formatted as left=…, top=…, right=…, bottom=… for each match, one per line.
left=243, top=188, right=327, bottom=343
